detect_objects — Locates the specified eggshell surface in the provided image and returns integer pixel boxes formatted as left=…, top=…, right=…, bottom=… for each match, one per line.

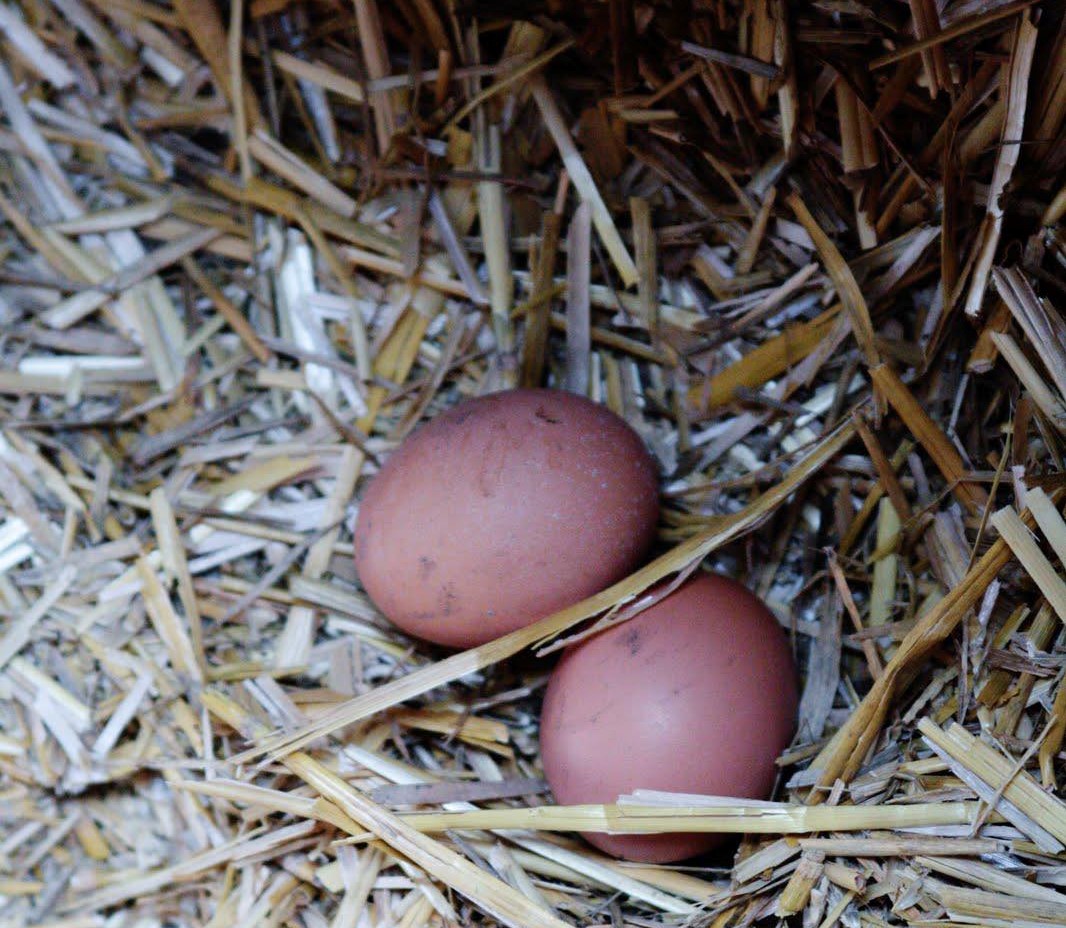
left=354, top=389, right=660, bottom=649
left=539, top=572, right=798, bottom=862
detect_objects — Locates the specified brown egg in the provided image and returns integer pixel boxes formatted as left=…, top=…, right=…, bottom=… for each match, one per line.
left=539, top=573, right=798, bottom=863
left=354, top=389, right=660, bottom=649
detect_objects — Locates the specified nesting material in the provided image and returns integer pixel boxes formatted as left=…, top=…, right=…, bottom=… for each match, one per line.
left=1, top=2, right=1066, bottom=927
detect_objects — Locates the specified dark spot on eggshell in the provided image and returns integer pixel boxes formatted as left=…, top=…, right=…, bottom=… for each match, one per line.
left=437, top=583, right=458, bottom=617
left=353, top=388, right=660, bottom=649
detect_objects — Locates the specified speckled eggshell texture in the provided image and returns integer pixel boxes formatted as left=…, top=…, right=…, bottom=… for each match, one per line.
left=353, top=388, right=660, bottom=649
left=539, top=572, right=798, bottom=863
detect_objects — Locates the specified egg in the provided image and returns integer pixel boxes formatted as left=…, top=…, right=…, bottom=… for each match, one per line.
left=354, top=389, right=660, bottom=649
left=539, top=572, right=798, bottom=863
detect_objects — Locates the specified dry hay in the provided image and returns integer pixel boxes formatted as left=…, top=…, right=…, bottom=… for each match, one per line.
left=2, top=0, right=1066, bottom=926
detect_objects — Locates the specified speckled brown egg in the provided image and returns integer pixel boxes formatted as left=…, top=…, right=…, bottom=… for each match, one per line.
left=539, top=572, right=798, bottom=863
left=353, top=389, right=660, bottom=649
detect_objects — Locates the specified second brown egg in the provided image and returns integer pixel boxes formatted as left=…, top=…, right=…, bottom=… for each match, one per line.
left=539, top=572, right=798, bottom=863
left=354, top=389, right=660, bottom=649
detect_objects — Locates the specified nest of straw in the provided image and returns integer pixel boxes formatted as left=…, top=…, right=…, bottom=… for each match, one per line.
left=2, top=0, right=1066, bottom=925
